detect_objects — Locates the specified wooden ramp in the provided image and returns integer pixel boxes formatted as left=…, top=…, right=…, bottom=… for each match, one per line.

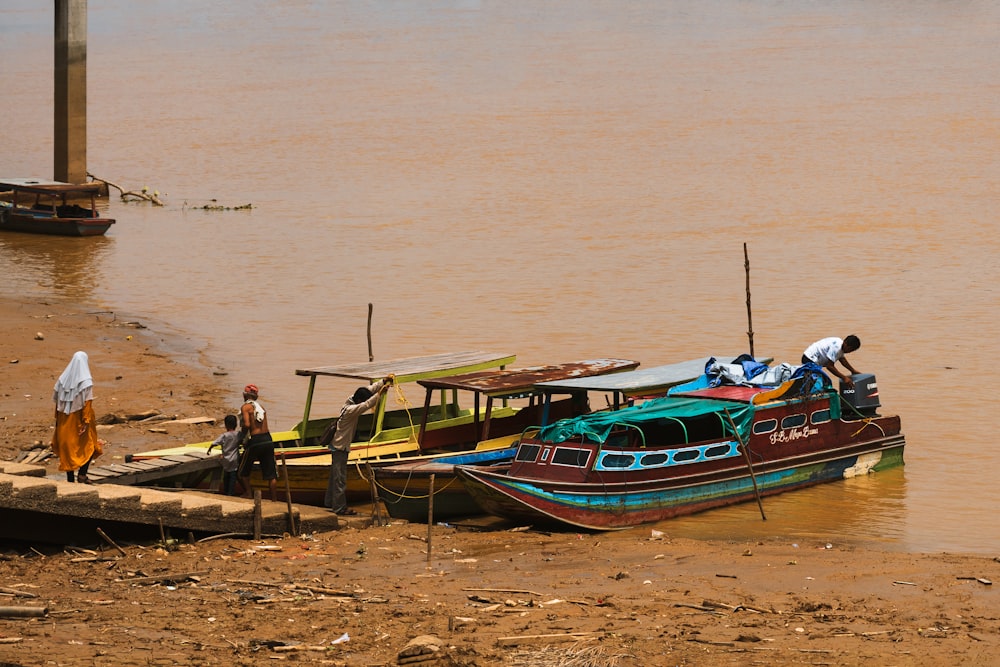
left=85, top=450, right=221, bottom=488
left=0, top=462, right=340, bottom=545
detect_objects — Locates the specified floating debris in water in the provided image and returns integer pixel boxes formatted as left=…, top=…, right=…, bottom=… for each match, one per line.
left=185, top=200, right=254, bottom=211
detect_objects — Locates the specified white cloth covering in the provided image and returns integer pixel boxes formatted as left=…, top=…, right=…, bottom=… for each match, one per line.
left=245, top=399, right=265, bottom=423
left=53, top=351, right=94, bottom=414
left=706, top=360, right=797, bottom=386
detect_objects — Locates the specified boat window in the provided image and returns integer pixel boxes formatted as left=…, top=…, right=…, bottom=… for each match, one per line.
left=704, top=444, right=730, bottom=458
left=639, top=453, right=669, bottom=467
left=515, top=444, right=541, bottom=463
left=541, top=447, right=551, bottom=462
left=552, top=447, right=590, bottom=467
left=752, top=419, right=777, bottom=435
left=602, top=454, right=635, bottom=469
left=604, top=432, right=631, bottom=447
left=673, top=448, right=700, bottom=463
left=781, top=414, right=807, bottom=429
left=811, top=409, right=831, bottom=424
left=683, top=413, right=727, bottom=443
left=638, top=417, right=688, bottom=445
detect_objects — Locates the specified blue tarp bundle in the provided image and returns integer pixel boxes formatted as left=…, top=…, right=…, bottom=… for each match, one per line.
left=672, top=357, right=833, bottom=394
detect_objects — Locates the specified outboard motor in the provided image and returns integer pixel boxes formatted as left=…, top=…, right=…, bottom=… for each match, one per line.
left=839, top=373, right=880, bottom=417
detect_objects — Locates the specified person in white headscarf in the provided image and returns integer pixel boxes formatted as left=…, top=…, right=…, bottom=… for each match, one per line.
left=51, top=351, right=103, bottom=483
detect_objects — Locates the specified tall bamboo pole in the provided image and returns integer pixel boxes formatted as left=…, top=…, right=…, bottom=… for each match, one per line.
left=280, top=452, right=297, bottom=536
left=367, top=303, right=374, bottom=362
left=724, top=408, right=766, bottom=521
left=426, top=474, right=435, bottom=566
left=744, top=243, right=755, bottom=358
left=253, top=490, right=262, bottom=540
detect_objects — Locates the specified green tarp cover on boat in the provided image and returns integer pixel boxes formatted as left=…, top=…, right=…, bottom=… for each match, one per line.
left=539, top=396, right=755, bottom=445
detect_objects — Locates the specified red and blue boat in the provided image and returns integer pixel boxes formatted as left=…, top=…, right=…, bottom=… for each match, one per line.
left=455, top=358, right=905, bottom=531
left=376, top=354, right=757, bottom=522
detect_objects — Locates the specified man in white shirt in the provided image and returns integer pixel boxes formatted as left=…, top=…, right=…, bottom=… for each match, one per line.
left=802, top=335, right=861, bottom=386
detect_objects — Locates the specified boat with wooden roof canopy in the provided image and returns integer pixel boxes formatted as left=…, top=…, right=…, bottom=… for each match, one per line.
left=455, top=357, right=905, bottom=531
left=129, top=351, right=517, bottom=484
left=286, top=351, right=523, bottom=460
left=0, top=179, right=115, bottom=236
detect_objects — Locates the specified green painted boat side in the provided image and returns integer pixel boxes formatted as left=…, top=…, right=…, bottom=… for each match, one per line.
left=131, top=352, right=519, bottom=462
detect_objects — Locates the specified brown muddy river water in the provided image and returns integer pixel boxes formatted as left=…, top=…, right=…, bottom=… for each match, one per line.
left=3, top=1, right=999, bottom=553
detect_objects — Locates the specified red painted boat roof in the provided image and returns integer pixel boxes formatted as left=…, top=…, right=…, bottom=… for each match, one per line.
left=418, top=359, right=641, bottom=398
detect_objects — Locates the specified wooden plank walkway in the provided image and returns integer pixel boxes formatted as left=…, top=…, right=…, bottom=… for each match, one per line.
left=82, top=451, right=221, bottom=487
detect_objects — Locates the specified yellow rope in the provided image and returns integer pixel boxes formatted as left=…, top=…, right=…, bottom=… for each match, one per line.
left=840, top=395, right=887, bottom=439
left=850, top=418, right=886, bottom=439
left=358, top=381, right=470, bottom=504
left=377, top=475, right=460, bottom=502
left=353, top=459, right=372, bottom=482
left=390, top=381, right=419, bottom=444
left=352, top=459, right=460, bottom=503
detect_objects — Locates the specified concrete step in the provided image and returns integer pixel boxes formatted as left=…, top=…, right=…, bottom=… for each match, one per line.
left=0, top=466, right=341, bottom=542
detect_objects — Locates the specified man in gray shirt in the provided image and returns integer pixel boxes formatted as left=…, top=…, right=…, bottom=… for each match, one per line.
left=324, top=375, right=393, bottom=515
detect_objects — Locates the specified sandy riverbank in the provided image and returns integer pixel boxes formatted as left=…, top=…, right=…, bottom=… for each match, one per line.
left=0, top=295, right=235, bottom=465
left=1, top=294, right=997, bottom=666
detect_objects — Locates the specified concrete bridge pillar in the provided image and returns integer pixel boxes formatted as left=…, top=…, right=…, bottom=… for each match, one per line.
left=54, top=0, right=87, bottom=184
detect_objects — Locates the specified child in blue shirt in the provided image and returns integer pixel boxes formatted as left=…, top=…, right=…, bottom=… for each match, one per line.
left=208, top=414, right=244, bottom=496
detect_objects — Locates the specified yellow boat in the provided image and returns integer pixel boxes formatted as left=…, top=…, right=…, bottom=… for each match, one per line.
left=130, top=351, right=518, bottom=487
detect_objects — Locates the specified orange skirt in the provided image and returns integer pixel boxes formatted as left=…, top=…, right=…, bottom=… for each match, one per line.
left=50, top=400, right=103, bottom=472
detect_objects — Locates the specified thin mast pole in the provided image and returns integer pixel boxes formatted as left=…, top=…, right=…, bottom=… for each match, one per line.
left=367, top=303, right=374, bottom=362
left=725, top=408, right=766, bottom=521
left=744, top=243, right=755, bottom=358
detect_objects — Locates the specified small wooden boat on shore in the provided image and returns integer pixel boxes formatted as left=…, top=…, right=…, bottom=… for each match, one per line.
left=0, top=179, right=115, bottom=236
left=133, top=351, right=517, bottom=462
left=130, top=351, right=518, bottom=489
left=455, top=360, right=905, bottom=531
